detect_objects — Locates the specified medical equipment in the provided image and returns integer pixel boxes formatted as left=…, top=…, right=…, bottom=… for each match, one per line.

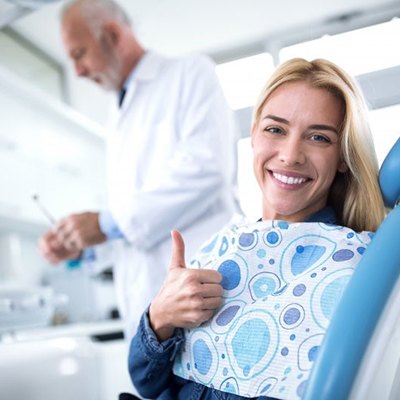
left=31, top=194, right=56, bottom=225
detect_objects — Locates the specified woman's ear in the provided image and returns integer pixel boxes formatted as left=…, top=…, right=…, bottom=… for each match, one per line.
left=250, top=124, right=256, bottom=148
left=338, top=159, right=348, bottom=173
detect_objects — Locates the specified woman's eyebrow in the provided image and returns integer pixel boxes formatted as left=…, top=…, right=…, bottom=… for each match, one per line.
left=309, top=124, right=339, bottom=134
left=262, top=114, right=289, bottom=124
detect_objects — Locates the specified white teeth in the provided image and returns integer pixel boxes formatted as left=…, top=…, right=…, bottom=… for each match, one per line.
left=273, top=172, right=307, bottom=185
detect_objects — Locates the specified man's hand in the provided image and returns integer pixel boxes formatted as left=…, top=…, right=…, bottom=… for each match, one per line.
left=149, top=230, right=223, bottom=341
left=54, top=212, right=106, bottom=251
left=38, top=212, right=106, bottom=264
left=38, top=230, right=81, bottom=264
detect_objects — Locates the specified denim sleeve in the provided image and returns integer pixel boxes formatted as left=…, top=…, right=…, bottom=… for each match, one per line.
left=128, top=308, right=184, bottom=399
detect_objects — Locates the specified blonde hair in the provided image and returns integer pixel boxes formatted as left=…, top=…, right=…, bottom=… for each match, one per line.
left=252, top=58, right=385, bottom=232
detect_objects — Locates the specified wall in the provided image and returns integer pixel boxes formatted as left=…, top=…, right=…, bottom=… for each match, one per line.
left=0, top=65, right=106, bottom=292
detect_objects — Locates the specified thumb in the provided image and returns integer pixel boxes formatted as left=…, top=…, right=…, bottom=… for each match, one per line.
left=169, top=230, right=186, bottom=270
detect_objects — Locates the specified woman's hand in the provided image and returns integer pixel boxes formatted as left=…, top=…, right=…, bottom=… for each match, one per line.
left=149, top=230, right=223, bottom=341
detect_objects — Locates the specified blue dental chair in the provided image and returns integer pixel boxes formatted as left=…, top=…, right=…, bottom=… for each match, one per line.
left=304, top=137, right=400, bottom=400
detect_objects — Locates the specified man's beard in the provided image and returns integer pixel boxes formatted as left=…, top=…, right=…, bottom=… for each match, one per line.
left=94, top=55, right=123, bottom=91
left=94, top=38, right=124, bottom=91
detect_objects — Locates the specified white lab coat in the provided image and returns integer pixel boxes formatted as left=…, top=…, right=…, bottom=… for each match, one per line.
left=105, top=52, right=240, bottom=340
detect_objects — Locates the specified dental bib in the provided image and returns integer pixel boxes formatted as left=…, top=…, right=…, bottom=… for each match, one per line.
left=173, top=215, right=372, bottom=399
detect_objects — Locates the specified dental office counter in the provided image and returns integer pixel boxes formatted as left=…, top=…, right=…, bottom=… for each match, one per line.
left=0, top=319, right=133, bottom=400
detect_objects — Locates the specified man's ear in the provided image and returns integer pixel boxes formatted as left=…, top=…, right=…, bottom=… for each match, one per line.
left=103, top=21, right=121, bottom=46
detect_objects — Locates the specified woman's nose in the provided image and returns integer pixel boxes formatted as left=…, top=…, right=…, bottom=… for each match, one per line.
left=278, top=137, right=306, bottom=166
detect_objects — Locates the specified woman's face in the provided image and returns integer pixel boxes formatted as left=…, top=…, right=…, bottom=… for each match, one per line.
left=252, top=81, right=346, bottom=222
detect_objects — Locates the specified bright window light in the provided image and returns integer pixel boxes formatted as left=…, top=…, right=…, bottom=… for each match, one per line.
left=280, top=18, right=400, bottom=76
left=216, top=53, right=274, bottom=110
left=237, top=137, right=261, bottom=219
left=369, top=105, right=400, bottom=166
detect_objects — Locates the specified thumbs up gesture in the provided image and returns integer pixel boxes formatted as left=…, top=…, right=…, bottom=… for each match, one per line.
left=149, top=230, right=223, bottom=341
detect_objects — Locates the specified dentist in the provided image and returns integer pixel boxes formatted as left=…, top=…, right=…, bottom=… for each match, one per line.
left=38, top=0, right=240, bottom=341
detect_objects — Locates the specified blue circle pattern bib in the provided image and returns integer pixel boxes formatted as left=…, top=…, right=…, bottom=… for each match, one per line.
left=173, top=216, right=372, bottom=399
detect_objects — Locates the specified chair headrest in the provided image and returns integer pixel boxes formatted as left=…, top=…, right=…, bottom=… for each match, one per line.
left=379, top=137, right=400, bottom=208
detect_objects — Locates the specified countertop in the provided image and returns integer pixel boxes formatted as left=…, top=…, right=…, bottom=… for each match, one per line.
left=0, top=318, right=124, bottom=343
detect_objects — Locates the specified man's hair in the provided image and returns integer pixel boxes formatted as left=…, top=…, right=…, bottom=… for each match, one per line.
left=62, top=0, right=131, bottom=36
left=252, top=58, right=386, bottom=232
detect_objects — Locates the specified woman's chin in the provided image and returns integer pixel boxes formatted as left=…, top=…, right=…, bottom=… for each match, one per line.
left=262, top=206, right=307, bottom=222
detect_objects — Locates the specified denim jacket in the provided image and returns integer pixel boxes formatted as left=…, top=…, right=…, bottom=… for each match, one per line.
left=128, top=311, right=277, bottom=400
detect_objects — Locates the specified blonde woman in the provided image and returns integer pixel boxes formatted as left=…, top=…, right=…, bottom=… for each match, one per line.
left=127, top=58, right=386, bottom=400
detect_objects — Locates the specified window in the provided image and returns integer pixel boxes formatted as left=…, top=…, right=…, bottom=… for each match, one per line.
left=279, top=18, right=400, bottom=76
left=0, top=27, right=65, bottom=101
left=216, top=53, right=274, bottom=110
left=369, top=104, right=400, bottom=166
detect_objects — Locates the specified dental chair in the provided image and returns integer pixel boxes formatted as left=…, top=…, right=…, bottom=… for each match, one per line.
left=119, top=393, right=139, bottom=400
left=304, top=137, right=400, bottom=400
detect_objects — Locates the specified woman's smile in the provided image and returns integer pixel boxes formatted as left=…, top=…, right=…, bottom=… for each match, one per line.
left=269, top=170, right=311, bottom=188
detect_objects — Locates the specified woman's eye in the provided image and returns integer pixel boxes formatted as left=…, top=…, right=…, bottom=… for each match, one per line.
left=310, top=134, right=331, bottom=143
left=264, top=126, right=284, bottom=135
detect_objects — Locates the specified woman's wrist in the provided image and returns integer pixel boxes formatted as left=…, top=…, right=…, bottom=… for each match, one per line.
left=149, top=302, right=175, bottom=342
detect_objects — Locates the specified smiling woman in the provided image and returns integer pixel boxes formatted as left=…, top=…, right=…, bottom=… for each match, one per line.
left=126, top=58, right=386, bottom=400
left=251, top=80, right=346, bottom=223
left=251, top=58, right=385, bottom=232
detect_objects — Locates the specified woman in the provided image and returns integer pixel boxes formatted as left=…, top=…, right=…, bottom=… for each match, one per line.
left=127, top=58, right=386, bottom=400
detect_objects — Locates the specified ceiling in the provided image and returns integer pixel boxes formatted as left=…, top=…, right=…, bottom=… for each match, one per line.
left=5, top=0, right=400, bottom=66
left=1, top=0, right=399, bottom=126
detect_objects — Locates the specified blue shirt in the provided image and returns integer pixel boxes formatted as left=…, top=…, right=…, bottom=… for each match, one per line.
left=99, top=210, right=125, bottom=240
left=79, top=211, right=124, bottom=263
left=128, top=208, right=337, bottom=400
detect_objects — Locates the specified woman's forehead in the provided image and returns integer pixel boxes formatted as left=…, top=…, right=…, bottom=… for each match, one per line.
left=260, top=81, right=344, bottom=124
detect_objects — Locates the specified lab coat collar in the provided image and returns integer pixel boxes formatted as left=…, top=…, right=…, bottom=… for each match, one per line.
left=112, top=51, right=164, bottom=122
left=118, top=51, right=163, bottom=106
left=130, top=51, right=164, bottom=83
